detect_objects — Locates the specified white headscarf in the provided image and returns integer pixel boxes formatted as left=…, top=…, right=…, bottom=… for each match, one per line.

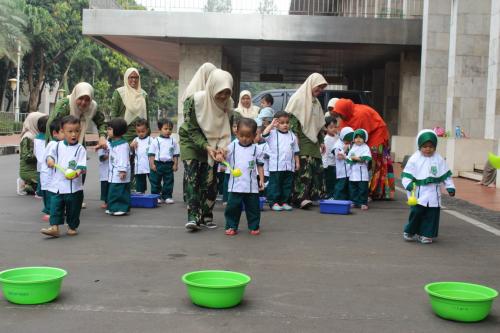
left=234, top=90, right=260, bottom=119
left=181, top=62, right=217, bottom=102
left=21, top=112, right=46, bottom=140
left=117, top=68, right=147, bottom=125
left=68, top=82, right=97, bottom=143
left=285, top=73, right=328, bottom=143
left=193, top=69, right=233, bottom=164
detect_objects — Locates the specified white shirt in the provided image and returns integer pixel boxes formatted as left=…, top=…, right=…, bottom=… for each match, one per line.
left=97, top=147, right=109, bottom=182
left=46, top=141, right=86, bottom=194
left=257, top=142, right=270, bottom=177
left=107, top=140, right=131, bottom=184
left=226, top=140, right=264, bottom=193
left=347, top=143, right=372, bottom=182
left=34, top=134, right=46, bottom=172
left=132, top=136, right=152, bottom=174
left=334, top=140, right=351, bottom=179
left=322, top=134, right=338, bottom=168
left=148, top=136, right=179, bottom=162
left=263, top=129, right=299, bottom=172
left=40, top=140, right=58, bottom=191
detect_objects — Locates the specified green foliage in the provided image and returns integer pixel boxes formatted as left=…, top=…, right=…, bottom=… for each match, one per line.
left=0, top=0, right=31, bottom=63
left=93, top=79, right=112, bottom=118
left=205, top=0, right=232, bottom=13
left=258, top=0, right=277, bottom=14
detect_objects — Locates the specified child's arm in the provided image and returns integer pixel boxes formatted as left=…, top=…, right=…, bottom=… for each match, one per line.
left=257, top=165, right=265, bottom=190
left=443, top=174, right=456, bottom=196
left=173, top=156, right=178, bottom=172
left=173, top=138, right=180, bottom=171
left=294, top=155, right=300, bottom=171
left=130, top=138, right=138, bottom=151
left=115, top=145, right=129, bottom=180
left=149, top=156, right=156, bottom=172
left=262, top=118, right=278, bottom=136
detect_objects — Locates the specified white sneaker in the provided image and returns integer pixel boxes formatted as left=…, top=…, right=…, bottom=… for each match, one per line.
left=165, top=198, right=175, bottom=204
left=105, top=210, right=111, bottom=215
left=403, top=232, right=416, bottom=242
left=16, top=178, right=27, bottom=196
left=418, top=236, right=433, bottom=244
left=157, top=198, right=164, bottom=204
left=113, top=211, right=127, bottom=216
left=81, top=202, right=87, bottom=209
left=281, top=203, right=293, bottom=211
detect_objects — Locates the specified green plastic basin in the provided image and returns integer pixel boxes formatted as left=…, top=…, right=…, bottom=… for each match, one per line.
left=425, top=282, right=498, bottom=322
left=182, top=270, right=251, bottom=309
left=0, top=267, right=67, bottom=305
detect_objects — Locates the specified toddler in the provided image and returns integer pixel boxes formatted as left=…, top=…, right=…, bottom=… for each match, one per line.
left=333, top=127, right=354, bottom=200
left=322, top=116, right=339, bottom=199
left=130, top=118, right=151, bottom=194
left=347, top=129, right=372, bottom=210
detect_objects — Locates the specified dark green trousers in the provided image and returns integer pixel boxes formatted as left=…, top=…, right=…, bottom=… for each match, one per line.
left=135, top=174, right=149, bottom=194
left=334, top=177, right=350, bottom=200
left=107, top=183, right=131, bottom=213
left=42, top=190, right=55, bottom=214
left=324, top=166, right=337, bottom=198
left=349, top=181, right=369, bottom=206
left=267, top=171, right=294, bottom=206
left=100, top=181, right=109, bottom=202
left=224, top=192, right=260, bottom=231
left=291, top=156, right=324, bottom=207
left=150, top=161, right=174, bottom=200
left=49, top=191, right=84, bottom=229
left=222, top=173, right=230, bottom=202
left=36, top=172, right=42, bottom=196
left=217, top=171, right=225, bottom=195
left=404, top=205, right=441, bottom=238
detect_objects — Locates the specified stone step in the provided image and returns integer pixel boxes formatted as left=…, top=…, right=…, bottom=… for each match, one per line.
left=474, top=163, right=484, bottom=173
left=458, top=171, right=482, bottom=182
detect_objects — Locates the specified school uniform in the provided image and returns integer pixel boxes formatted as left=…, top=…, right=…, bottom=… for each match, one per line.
left=148, top=135, right=179, bottom=200
left=97, top=147, right=109, bottom=203
left=34, top=133, right=46, bottom=196
left=323, top=134, right=338, bottom=199
left=257, top=141, right=270, bottom=198
left=46, top=140, right=87, bottom=230
left=333, top=140, right=351, bottom=200
left=107, top=139, right=131, bottom=213
left=224, top=140, right=264, bottom=231
left=347, top=143, right=372, bottom=206
left=40, top=140, right=58, bottom=214
left=132, top=136, right=152, bottom=193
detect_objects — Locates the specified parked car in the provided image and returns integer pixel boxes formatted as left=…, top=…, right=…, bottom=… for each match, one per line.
left=252, top=89, right=372, bottom=113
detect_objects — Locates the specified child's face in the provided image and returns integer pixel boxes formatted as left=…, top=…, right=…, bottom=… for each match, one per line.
left=326, top=123, right=338, bottom=136
left=160, top=124, right=172, bottom=137
left=53, top=129, right=65, bottom=141
left=276, top=116, right=290, bottom=132
left=260, top=99, right=271, bottom=108
left=63, top=123, right=81, bottom=145
left=354, top=135, right=365, bottom=145
left=237, top=125, right=256, bottom=146
left=107, top=126, right=114, bottom=139
left=420, top=141, right=436, bottom=157
left=136, top=125, right=148, bottom=139
left=231, top=123, right=238, bottom=135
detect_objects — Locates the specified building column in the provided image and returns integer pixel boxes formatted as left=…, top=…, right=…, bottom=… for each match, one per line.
left=485, top=0, right=500, bottom=139
left=383, top=61, right=400, bottom=136
left=398, top=50, right=420, bottom=136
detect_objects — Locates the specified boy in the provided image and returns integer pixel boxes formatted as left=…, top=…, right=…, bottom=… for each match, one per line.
left=41, top=116, right=86, bottom=237
left=34, top=115, right=49, bottom=198
left=323, top=116, right=338, bottom=199
left=347, top=129, right=372, bottom=210
left=333, top=127, right=354, bottom=200
left=130, top=118, right=151, bottom=194
left=259, top=93, right=276, bottom=116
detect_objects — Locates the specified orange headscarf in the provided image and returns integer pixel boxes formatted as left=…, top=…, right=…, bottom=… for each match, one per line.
left=333, top=98, right=389, bottom=147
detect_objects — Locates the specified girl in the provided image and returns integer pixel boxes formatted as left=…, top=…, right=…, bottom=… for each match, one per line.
left=130, top=118, right=151, bottom=194
left=333, top=127, right=354, bottom=200
left=323, top=115, right=339, bottom=199
left=347, top=129, right=372, bottom=210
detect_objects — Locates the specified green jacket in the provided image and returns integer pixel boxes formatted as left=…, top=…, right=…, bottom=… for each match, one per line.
left=178, top=97, right=209, bottom=162
left=19, top=137, right=37, bottom=182
left=289, top=114, right=324, bottom=159
left=110, top=89, right=150, bottom=143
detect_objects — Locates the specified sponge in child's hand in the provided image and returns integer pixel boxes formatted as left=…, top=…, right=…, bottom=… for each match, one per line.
left=232, top=168, right=242, bottom=177
left=65, top=169, right=77, bottom=179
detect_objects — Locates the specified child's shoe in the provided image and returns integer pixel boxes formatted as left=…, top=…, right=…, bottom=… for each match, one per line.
left=41, top=225, right=59, bottom=237
left=300, top=200, right=313, bottom=209
left=157, top=198, right=164, bottom=204
left=34, top=194, right=43, bottom=200
left=418, top=236, right=433, bottom=244
left=250, top=229, right=260, bottom=236
left=361, top=205, right=369, bottom=210
left=66, top=228, right=78, bottom=236
left=225, top=228, right=237, bottom=236
left=403, top=232, right=416, bottom=242
left=105, top=210, right=111, bottom=215
left=281, top=203, right=293, bottom=211
left=81, top=202, right=87, bottom=209
left=42, top=214, right=50, bottom=222
left=112, top=211, right=127, bottom=216
left=165, top=198, right=175, bottom=204
left=272, top=203, right=283, bottom=211
left=100, top=203, right=108, bottom=209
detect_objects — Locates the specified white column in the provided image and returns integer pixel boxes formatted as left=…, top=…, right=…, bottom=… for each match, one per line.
left=445, top=0, right=458, bottom=134
left=485, top=0, right=500, bottom=139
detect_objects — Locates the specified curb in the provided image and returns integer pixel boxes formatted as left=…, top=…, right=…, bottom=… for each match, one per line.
left=0, top=145, right=19, bottom=156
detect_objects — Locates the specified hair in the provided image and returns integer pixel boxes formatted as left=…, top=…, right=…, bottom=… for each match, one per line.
left=237, top=117, right=258, bottom=134
left=325, top=116, right=337, bottom=127
left=108, top=118, right=128, bottom=137
left=157, top=118, right=173, bottom=130
left=49, top=118, right=62, bottom=135
left=274, top=111, right=289, bottom=119
left=37, top=116, right=49, bottom=133
left=60, top=115, right=80, bottom=128
left=261, top=93, right=274, bottom=106
left=135, top=118, right=149, bottom=129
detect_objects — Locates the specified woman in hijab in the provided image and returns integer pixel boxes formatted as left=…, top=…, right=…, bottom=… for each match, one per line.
left=330, top=98, right=395, bottom=200
left=234, top=90, right=260, bottom=119
left=179, top=69, right=233, bottom=231
left=287, top=73, right=328, bottom=209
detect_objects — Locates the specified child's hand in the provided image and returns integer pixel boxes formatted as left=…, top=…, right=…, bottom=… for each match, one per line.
left=47, top=158, right=55, bottom=168
left=271, top=118, right=279, bottom=128
left=207, top=146, right=218, bottom=161
left=351, top=156, right=360, bottom=162
left=119, top=171, right=127, bottom=180
left=130, top=141, right=138, bottom=150
left=320, top=143, right=326, bottom=154
left=259, top=179, right=265, bottom=191
left=173, top=164, right=178, bottom=172
left=295, top=161, right=300, bottom=171
left=150, top=163, right=157, bottom=172
left=337, top=152, right=345, bottom=160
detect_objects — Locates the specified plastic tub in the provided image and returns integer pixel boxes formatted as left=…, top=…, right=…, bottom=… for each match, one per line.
left=131, top=194, right=160, bottom=208
left=425, top=282, right=498, bottom=322
left=0, top=267, right=67, bottom=304
left=182, top=270, right=251, bottom=309
left=319, top=200, right=352, bottom=215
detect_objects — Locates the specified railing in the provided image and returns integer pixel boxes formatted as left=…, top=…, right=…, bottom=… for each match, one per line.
left=0, top=112, right=28, bottom=135
left=89, top=0, right=423, bottom=18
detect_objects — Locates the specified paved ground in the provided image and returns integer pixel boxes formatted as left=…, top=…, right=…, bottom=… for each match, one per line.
left=0, top=152, right=499, bottom=333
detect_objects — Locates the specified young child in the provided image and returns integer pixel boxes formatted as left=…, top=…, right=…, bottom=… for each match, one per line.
left=97, top=141, right=109, bottom=209
left=259, top=93, right=276, bottom=116
left=262, top=111, right=300, bottom=211
left=130, top=118, right=151, bottom=194
left=40, top=115, right=86, bottom=237
left=347, top=129, right=372, bottom=210
left=223, top=118, right=265, bottom=236
left=322, top=116, right=339, bottom=199
left=34, top=115, right=49, bottom=198
left=334, top=127, right=354, bottom=200
left=148, top=118, right=179, bottom=204
left=40, top=119, right=64, bottom=221
left=222, top=116, right=239, bottom=205
left=402, top=130, right=455, bottom=244
left=106, top=118, right=131, bottom=216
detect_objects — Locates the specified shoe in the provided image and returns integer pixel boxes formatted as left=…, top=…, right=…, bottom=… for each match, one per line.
left=225, top=228, right=237, bottom=236
left=105, top=210, right=111, bottom=215
left=113, top=211, right=127, bottom=216
left=81, top=202, right=87, bottom=209
left=185, top=221, right=201, bottom=231
left=403, top=232, right=416, bottom=242
left=418, top=236, right=433, bottom=244
left=202, top=222, right=218, bottom=229
left=281, top=203, right=293, bottom=211
left=165, top=198, right=175, bottom=204
left=41, top=226, right=59, bottom=237
left=34, top=194, right=43, bottom=200
left=67, top=229, right=78, bottom=236
left=216, top=194, right=223, bottom=202
left=42, top=214, right=50, bottom=222
left=300, top=200, right=313, bottom=209
left=222, top=202, right=227, bottom=207
left=16, top=178, right=27, bottom=196
left=250, top=229, right=260, bottom=236
left=157, top=199, right=164, bottom=204
left=361, top=205, right=369, bottom=210
left=272, top=203, right=283, bottom=211
left=100, top=203, right=108, bottom=209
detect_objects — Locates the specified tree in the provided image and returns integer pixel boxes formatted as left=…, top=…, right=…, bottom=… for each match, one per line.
left=204, top=0, right=232, bottom=13
left=258, top=0, right=277, bottom=14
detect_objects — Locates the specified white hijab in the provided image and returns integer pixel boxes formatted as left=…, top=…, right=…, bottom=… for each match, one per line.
left=285, top=73, right=328, bottom=143
left=68, top=82, right=97, bottom=143
left=20, top=111, right=46, bottom=140
left=117, top=68, right=147, bottom=125
left=234, top=90, right=260, bottom=119
left=193, top=69, right=233, bottom=164
left=181, top=62, right=217, bottom=102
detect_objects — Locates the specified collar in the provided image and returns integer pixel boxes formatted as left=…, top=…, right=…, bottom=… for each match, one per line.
left=278, top=129, right=289, bottom=134
left=35, top=133, right=45, bottom=140
left=138, top=136, right=149, bottom=140
left=238, top=141, right=253, bottom=148
left=159, top=135, right=171, bottom=139
left=63, top=140, right=79, bottom=146
left=110, top=138, right=127, bottom=147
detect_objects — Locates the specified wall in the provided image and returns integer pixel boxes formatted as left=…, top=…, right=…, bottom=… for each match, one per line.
left=398, top=51, right=420, bottom=136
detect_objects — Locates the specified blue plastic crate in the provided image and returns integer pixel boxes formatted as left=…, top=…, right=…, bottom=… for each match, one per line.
left=242, top=197, right=266, bottom=211
left=131, top=194, right=160, bottom=208
left=319, top=199, right=352, bottom=215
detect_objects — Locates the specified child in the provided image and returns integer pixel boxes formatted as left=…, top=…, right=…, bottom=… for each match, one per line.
left=18, top=112, right=45, bottom=195
left=222, top=116, right=239, bottom=205
left=259, top=93, right=276, bottom=116
left=148, top=118, right=179, bottom=204
left=347, top=129, right=372, bottom=210
left=322, top=116, right=338, bottom=199
left=334, top=127, right=354, bottom=200
left=130, top=118, right=151, bottom=194
left=106, top=118, right=131, bottom=216
left=40, top=119, right=64, bottom=221
left=223, top=118, right=265, bottom=235
left=402, top=130, right=455, bottom=244
left=34, top=115, right=49, bottom=198
left=262, top=111, right=299, bottom=211
left=97, top=142, right=109, bottom=209
left=40, top=115, right=86, bottom=237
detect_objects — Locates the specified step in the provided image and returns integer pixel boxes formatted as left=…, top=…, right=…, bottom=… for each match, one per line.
left=458, top=171, right=482, bottom=182
left=474, top=163, right=484, bottom=173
